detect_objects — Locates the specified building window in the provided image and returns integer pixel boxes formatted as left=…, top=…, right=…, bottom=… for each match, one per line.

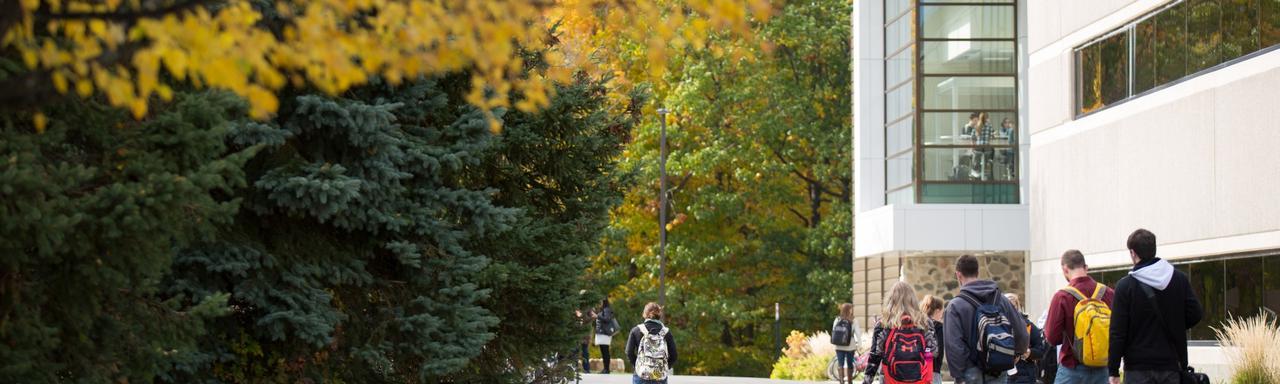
left=884, top=1, right=915, bottom=204
left=1090, top=252, right=1280, bottom=341
left=1075, top=0, right=1280, bottom=116
left=916, top=1, right=1018, bottom=204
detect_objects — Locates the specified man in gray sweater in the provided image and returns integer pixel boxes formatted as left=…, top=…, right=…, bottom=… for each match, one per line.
left=944, top=254, right=1029, bottom=384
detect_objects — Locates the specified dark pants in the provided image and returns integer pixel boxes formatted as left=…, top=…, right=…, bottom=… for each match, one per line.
left=1123, top=370, right=1179, bottom=384
left=580, top=343, right=590, bottom=372
left=598, top=345, right=611, bottom=373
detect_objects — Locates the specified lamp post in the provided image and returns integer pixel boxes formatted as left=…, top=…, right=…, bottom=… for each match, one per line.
left=657, top=108, right=669, bottom=307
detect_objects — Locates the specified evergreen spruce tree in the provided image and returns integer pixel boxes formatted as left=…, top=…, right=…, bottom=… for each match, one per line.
left=0, top=92, right=259, bottom=382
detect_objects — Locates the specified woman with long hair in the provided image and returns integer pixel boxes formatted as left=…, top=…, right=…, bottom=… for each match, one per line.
left=861, top=281, right=937, bottom=384
left=593, top=297, right=620, bottom=374
left=920, top=295, right=947, bottom=384
left=833, top=303, right=858, bottom=384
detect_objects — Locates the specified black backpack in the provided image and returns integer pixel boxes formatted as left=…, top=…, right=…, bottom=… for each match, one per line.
left=596, top=308, right=616, bottom=334
left=831, top=318, right=853, bottom=346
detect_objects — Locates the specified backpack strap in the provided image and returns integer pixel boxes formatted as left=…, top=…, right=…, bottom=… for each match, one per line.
left=1061, top=286, right=1087, bottom=301
left=1091, top=284, right=1107, bottom=300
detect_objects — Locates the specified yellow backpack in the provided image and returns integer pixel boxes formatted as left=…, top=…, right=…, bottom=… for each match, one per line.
left=1061, top=284, right=1110, bottom=367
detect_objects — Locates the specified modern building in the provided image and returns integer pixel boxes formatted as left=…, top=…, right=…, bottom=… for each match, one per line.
left=852, top=0, right=1280, bottom=378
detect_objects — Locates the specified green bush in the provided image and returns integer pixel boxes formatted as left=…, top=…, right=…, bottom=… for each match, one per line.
left=770, top=354, right=831, bottom=381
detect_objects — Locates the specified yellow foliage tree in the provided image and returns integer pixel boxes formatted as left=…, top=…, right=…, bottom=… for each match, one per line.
left=1, top=0, right=771, bottom=131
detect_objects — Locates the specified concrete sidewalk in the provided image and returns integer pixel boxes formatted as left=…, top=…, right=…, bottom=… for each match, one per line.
left=579, top=373, right=827, bottom=384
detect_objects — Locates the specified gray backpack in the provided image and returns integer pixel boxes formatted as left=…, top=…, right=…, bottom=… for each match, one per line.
left=634, top=324, right=670, bottom=380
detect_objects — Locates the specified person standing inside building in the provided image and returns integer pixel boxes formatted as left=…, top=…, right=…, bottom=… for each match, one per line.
left=944, top=254, right=1029, bottom=384
left=626, top=302, right=677, bottom=384
left=1045, top=249, right=1114, bottom=384
left=1108, top=229, right=1203, bottom=384
left=1004, top=293, right=1047, bottom=384
left=593, top=298, right=620, bottom=374
left=921, top=295, right=947, bottom=384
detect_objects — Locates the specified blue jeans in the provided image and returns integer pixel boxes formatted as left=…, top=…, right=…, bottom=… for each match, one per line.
left=836, top=350, right=855, bottom=369
left=960, top=367, right=1008, bottom=384
left=1055, top=364, right=1109, bottom=384
left=632, top=376, right=667, bottom=384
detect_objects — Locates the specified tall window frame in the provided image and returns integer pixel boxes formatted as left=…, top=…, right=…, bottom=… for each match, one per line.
left=914, top=0, right=1020, bottom=204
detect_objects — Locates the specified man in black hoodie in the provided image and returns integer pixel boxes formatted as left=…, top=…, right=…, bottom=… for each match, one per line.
left=1107, top=229, right=1202, bottom=384
left=944, top=254, right=1030, bottom=384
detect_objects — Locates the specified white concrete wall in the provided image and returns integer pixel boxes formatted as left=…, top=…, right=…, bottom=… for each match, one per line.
left=857, top=204, right=1029, bottom=257
left=1027, top=0, right=1280, bottom=377
left=853, top=0, right=885, bottom=216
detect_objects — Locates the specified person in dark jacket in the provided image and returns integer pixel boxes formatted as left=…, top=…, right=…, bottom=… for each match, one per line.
left=1108, top=229, right=1203, bottom=384
left=921, top=295, right=947, bottom=384
left=1005, top=293, right=1047, bottom=384
left=625, top=302, right=677, bottom=383
left=593, top=298, right=620, bottom=374
left=944, top=254, right=1029, bottom=384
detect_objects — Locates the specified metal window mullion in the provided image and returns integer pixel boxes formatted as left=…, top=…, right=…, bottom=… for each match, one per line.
left=1128, top=26, right=1135, bottom=98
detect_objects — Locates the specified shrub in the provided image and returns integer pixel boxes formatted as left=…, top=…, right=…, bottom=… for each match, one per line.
left=1214, top=313, right=1280, bottom=384
left=770, top=330, right=837, bottom=380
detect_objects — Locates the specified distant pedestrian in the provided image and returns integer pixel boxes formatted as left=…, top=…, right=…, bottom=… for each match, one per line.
left=626, top=302, right=677, bottom=384
left=944, top=254, right=1029, bottom=384
left=920, top=295, right=947, bottom=384
left=862, top=281, right=937, bottom=384
left=1045, top=249, right=1114, bottom=384
left=832, top=303, right=859, bottom=384
left=1004, top=293, right=1047, bottom=384
left=594, top=298, right=621, bottom=374
left=1108, top=229, right=1203, bottom=384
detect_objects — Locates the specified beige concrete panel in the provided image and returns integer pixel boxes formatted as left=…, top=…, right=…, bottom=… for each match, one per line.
left=1037, top=125, right=1123, bottom=257
left=1027, top=0, right=1063, bottom=54
left=1116, top=91, right=1216, bottom=246
left=1212, top=68, right=1280, bottom=237
left=1029, top=53, right=1071, bottom=135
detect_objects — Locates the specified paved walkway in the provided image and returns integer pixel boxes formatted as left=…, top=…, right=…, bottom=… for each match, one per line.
left=579, top=373, right=827, bottom=384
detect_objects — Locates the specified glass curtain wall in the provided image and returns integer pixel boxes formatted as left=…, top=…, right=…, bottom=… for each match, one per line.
left=886, top=0, right=915, bottom=205
left=917, top=0, right=1019, bottom=203
left=1077, top=0, right=1280, bottom=116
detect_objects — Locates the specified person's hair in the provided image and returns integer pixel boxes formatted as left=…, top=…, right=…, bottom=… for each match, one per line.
left=1002, top=117, right=1013, bottom=127
left=970, top=112, right=980, bottom=119
left=839, top=303, right=854, bottom=321
left=601, top=297, right=610, bottom=309
left=1061, top=249, right=1087, bottom=270
left=643, top=302, right=663, bottom=320
left=920, top=295, right=945, bottom=318
left=956, top=254, right=980, bottom=278
left=1004, top=293, right=1022, bottom=310
left=979, top=112, right=990, bottom=124
left=881, top=281, right=927, bottom=328
left=1127, top=229, right=1157, bottom=261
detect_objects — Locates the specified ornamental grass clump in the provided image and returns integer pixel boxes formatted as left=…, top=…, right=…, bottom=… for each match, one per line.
left=1213, top=313, right=1280, bottom=384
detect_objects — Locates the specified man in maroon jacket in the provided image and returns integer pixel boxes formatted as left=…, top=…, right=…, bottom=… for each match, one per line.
left=1044, top=249, right=1115, bottom=384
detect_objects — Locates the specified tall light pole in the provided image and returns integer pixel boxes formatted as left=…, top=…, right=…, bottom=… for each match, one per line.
left=657, top=108, right=669, bottom=307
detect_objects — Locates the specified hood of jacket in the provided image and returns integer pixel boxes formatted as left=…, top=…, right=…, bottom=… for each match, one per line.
left=959, top=279, right=1003, bottom=302
left=1129, top=257, right=1175, bottom=290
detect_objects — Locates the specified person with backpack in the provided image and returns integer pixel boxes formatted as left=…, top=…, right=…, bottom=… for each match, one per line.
left=1044, top=249, right=1115, bottom=384
left=920, top=295, right=947, bottom=384
left=1108, top=229, right=1203, bottom=384
left=832, top=303, right=859, bottom=384
left=626, top=302, right=677, bottom=384
left=594, top=298, right=621, bottom=374
left=944, top=254, right=1029, bottom=384
left=862, top=281, right=937, bottom=384
left=1003, top=293, right=1047, bottom=384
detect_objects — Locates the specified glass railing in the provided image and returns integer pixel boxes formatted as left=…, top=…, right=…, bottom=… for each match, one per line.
left=1075, top=0, right=1280, bottom=116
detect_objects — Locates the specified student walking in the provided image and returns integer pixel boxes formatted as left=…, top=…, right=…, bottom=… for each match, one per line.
left=576, top=309, right=592, bottom=373
left=626, top=302, right=677, bottom=384
left=920, top=295, right=947, bottom=384
left=1003, top=294, right=1047, bottom=384
left=862, top=281, right=937, bottom=384
left=594, top=298, right=621, bottom=374
left=944, top=254, right=1029, bottom=384
left=832, top=303, right=859, bottom=384
left=1108, top=229, right=1203, bottom=384
left=1045, top=249, right=1115, bottom=384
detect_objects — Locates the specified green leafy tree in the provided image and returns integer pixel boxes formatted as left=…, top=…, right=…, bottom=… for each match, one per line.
left=592, top=0, right=851, bottom=376
left=0, top=91, right=259, bottom=382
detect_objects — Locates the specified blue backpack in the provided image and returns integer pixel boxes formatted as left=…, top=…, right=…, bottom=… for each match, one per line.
left=959, top=292, right=1018, bottom=373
